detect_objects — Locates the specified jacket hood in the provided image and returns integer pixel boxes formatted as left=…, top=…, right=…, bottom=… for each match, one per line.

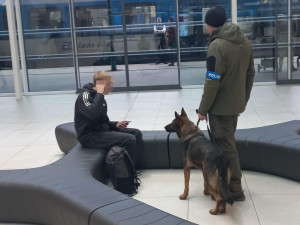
left=82, top=83, right=96, bottom=93
left=211, top=22, right=244, bottom=44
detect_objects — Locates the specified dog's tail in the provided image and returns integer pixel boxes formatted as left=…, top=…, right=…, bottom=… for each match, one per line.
left=216, top=154, right=234, bottom=205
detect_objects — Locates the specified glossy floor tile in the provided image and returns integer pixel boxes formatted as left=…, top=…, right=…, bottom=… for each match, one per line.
left=0, top=84, right=300, bottom=225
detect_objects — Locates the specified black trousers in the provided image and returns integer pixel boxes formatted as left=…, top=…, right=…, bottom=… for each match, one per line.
left=208, top=114, right=243, bottom=196
left=83, top=128, right=142, bottom=166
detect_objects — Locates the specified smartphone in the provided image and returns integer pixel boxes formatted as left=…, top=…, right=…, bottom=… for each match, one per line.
left=121, top=121, right=130, bottom=126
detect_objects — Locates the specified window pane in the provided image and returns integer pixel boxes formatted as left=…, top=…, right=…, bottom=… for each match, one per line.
left=78, top=56, right=126, bottom=88
left=75, top=5, right=108, bottom=27
left=125, top=3, right=156, bottom=25
left=126, top=0, right=179, bottom=88
left=0, top=6, right=14, bottom=93
left=20, top=0, right=76, bottom=92
left=238, top=0, right=276, bottom=83
left=28, top=7, right=63, bottom=29
left=73, top=0, right=126, bottom=88
left=292, top=5, right=300, bottom=80
left=179, top=0, right=231, bottom=86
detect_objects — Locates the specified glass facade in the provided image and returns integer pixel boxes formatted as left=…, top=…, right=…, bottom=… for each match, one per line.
left=125, top=0, right=179, bottom=88
left=278, top=0, right=300, bottom=82
left=73, top=0, right=127, bottom=88
left=237, top=0, right=300, bottom=83
left=238, top=0, right=276, bottom=82
left=20, top=0, right=76, bottom=92
left=179, top=0, right=231, bottom=85
left=0, top=1, right=14, bottom=93
left=292, top=3, right=300, bottom=81
left=0, top=0, right=299, bottom=95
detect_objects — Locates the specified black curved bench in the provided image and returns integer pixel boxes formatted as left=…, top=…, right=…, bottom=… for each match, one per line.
left=0, top=144, right=195, bottom=225
left=236, top=120, right=300, bottom=181
left=55, top=121, right=300, bottom=181
left=0, top=120, right=299, bottom=225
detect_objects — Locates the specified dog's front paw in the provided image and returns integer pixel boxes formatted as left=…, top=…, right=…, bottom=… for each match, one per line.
left=218, top=206, right=226, bottom=214
left=179, top=193, right=188, bottom=200
left=209, top=209, right=218, bottom=215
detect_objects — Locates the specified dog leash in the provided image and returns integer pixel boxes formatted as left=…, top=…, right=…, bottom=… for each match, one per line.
left=167, top=132, right=172, bottom=168
left=196, top=109, right=214, bottom=143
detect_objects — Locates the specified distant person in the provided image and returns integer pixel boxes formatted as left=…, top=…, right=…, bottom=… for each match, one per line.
left=166, top=16, right=177, bottom=66
left=154, top=17, right=167, bottom=64
left=197, top=6, right=255, bottom=201
left=74, top=71, right=142, bottom=165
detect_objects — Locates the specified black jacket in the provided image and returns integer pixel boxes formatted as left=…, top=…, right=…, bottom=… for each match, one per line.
left=74, top=83, right=118, bottom=145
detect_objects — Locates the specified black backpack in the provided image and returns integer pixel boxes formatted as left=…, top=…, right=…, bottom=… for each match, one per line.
left=106, top=146, right=140, bottom=196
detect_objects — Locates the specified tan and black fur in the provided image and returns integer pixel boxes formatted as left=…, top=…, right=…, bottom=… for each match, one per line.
left=164, top=108, right=234, bottom=215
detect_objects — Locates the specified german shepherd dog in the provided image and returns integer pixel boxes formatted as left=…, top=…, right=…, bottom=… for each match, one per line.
left=164, top=108, right=234, bottom=215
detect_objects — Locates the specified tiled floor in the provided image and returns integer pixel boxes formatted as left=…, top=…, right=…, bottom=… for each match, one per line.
left=0, top=84, right=300, bottom=225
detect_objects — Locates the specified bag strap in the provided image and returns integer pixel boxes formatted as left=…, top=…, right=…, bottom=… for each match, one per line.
left=123, top=150, right=141, bottom=185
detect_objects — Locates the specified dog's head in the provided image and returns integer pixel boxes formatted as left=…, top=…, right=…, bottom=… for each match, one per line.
left=164, top=108, right=190, bottom=136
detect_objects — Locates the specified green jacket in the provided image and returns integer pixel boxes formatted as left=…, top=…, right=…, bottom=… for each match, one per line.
left=199, top=22, right=255, bottom=116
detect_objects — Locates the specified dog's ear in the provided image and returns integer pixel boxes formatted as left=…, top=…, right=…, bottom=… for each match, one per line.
left=175, top=111, right=180, bottom=119
left=181, top=107, right=187, bottom=117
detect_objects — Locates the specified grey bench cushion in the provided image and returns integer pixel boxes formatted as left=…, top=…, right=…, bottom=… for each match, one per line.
left=0, top=144, right=196, bottom=225
left=55, top=121, right=300, bottom=181
left=235, top=120, right=300, bottom=181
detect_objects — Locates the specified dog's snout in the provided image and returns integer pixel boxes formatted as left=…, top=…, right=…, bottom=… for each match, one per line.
left=164, top=123, right=172, bottom=132
left=164, top=124, right=170, bottom=131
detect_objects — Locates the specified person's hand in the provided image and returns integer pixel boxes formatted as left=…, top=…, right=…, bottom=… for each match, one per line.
left=116, top=120, right=129, bottom=130
left=198, top=113, right=207, bottom=121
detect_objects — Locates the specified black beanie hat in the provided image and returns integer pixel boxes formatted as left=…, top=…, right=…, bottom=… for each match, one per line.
left=205, top=6, right=227, bottom=28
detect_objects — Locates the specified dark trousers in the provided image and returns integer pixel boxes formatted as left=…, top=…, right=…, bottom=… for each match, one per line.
left=83, top=128, right=142, bottom=166
left=208, top=114, right=243, bottom=195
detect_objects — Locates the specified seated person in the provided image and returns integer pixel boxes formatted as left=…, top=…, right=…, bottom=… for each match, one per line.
left=74, top=71, right=142, bottom=165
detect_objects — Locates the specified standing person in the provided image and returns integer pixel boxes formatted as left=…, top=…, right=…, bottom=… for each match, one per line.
left=74, top=71, right=142, bottom=165
left=166, top=16, right=177, bottom=66
left=197, top=6, right=255, bottom=201
left=154, top=17, right=167, bottom=64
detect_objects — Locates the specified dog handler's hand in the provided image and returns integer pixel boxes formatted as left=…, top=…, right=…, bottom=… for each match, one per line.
left=198, top=113, right=207, bottom=121
left=116, top=120, right=128, bottom=130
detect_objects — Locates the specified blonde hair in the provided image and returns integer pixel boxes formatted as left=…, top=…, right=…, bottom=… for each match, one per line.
left=93, top=71, right=113, bottom=87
